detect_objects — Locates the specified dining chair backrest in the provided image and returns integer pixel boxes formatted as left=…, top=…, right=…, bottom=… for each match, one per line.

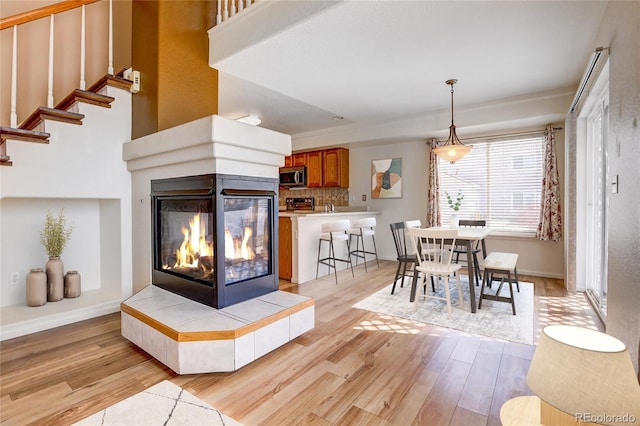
left=458, top=220, right=486, bottom=249
left=407, top=227, right=459, bottom=271
left=405, top=219, right=422, bottom=229
left=389, top=222, right=410, bottom=259
left=459, top=220, right=486, bottom=228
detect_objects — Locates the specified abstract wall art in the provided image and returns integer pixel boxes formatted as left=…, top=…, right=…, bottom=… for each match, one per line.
left=371, top=158, right=402, bottom=199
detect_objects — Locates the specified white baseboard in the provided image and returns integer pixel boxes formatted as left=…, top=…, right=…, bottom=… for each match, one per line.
left=0, top=300, right=121, bottom=341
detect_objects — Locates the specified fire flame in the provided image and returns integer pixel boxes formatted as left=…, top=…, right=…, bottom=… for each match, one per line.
left=225, top=227, right=255, bottom=260
left=174, top=214, right=213, bottom=269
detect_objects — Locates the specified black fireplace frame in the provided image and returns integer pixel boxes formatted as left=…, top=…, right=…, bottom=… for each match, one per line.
left=150, top=173, right=279, bottom=309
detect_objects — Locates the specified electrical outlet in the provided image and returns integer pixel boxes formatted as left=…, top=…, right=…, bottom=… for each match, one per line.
left=9, top=272, right=19, bottom=286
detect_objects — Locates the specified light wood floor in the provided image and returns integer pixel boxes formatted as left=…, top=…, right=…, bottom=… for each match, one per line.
left=1, top=260, right=603, bottom=426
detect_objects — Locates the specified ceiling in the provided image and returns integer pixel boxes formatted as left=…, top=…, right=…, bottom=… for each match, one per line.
left=212, top=1, right=608, bottom=147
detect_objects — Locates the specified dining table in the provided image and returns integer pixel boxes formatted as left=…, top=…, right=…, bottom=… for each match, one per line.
left=409, top=226, right=493, bottom=313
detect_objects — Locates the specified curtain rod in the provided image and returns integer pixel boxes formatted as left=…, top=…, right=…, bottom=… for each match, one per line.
left=570, top=46, right=609, bottom=113
left=428, top=126, right=563, bottom=145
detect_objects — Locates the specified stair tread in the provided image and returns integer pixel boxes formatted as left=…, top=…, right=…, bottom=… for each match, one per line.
left=19, top=106, right=85, bottom=130
left=87, top=73, right=133, bottom=93
left=55, top=89, right=115, bottom=111
left=0, top=126, right=50, bottom=143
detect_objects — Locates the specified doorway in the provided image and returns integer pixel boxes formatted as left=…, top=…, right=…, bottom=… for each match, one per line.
left=577, top=61, right=609, bottom=320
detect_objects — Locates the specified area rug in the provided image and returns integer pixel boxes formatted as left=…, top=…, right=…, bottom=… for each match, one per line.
left=73, top=380, right=242, bottom=426
left=353, top=275, right=534, bottom=345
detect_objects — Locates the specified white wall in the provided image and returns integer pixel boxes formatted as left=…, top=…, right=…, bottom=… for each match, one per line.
left=1, top=199, right=103, bottom=305
left=347, top=132, right=565, bottom=278
left=0, top=85, right=132, bottom=338
left=348, top=140, right=428, bottom=262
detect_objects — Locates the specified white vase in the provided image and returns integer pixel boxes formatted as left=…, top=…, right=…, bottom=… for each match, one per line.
left=449, top=213, right=459, bottom=229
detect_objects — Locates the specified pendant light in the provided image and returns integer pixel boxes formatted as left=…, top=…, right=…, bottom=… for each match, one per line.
left=433, top=79, right=472, bottom=163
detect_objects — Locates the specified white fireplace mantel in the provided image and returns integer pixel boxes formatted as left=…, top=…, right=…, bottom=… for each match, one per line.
left=123, top=114, right=291, bottom=179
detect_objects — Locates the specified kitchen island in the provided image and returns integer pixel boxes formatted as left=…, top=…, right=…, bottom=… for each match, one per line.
left=279, top=210, right=382, bottom=284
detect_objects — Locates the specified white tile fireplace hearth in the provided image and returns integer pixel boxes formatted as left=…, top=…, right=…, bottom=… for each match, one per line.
left=122, top=286, right=314, bottom=373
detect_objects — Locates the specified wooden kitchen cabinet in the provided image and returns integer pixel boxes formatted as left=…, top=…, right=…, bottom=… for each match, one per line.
left=291, top=152, right=307, bottom=166
left=305, top=150, right=323, bottom=187
left=283, top=153, right=306, bottom=167
left=322, top=148, right=349, bottom=187
left=278, top=216, right=292, bottom=280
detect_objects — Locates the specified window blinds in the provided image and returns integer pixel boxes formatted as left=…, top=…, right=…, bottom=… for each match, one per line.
left=439, top=135, right=545, bottom=235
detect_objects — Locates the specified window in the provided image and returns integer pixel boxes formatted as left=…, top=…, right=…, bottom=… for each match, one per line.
left=439, top=135, right=545, bottom=234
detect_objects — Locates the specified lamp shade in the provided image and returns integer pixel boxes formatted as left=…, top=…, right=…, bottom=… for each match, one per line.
left=527, top=325, right=640, bottom=426
left=432, top=142, right=472, bottom=164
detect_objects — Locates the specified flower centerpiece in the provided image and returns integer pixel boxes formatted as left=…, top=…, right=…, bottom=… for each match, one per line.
left=40, top=209, right=74, bottom=302
left=444, top=190, right=464, bottom=228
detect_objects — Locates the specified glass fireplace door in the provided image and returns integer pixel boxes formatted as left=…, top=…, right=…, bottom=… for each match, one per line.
left=156, top=197, right=215, bottom=285
left=223, top=196, right=272, bottom=285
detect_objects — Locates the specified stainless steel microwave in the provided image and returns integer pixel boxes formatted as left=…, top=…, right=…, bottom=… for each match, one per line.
left=279, top=166, right=307, bottom=187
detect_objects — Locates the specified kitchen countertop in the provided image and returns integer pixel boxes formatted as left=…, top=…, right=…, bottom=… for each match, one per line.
left=278, top=209, right=373, bottom=217
left=277, top=209, right=381, bottom=284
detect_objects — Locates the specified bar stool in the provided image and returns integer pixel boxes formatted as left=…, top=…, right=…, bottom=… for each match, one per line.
left=316, top=220, right=354, bottom=285
left=348, top=217, right=379, bottom=271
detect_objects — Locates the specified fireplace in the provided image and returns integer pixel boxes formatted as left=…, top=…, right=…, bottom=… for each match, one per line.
left=151, top=173, right=279, bottom=308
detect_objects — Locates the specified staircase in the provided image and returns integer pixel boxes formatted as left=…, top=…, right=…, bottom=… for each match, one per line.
left=0, top=72, right=133, bottom=167
left=0, top=0, right=132, bottom=166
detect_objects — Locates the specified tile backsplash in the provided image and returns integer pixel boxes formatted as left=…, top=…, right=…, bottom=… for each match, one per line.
left=278, top=187, right=349, bottom=208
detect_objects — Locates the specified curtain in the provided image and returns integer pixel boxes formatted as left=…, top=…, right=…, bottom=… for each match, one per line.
left=427, top=139, right=441, bottom=227
left=536, top=126, right=562, bottom=241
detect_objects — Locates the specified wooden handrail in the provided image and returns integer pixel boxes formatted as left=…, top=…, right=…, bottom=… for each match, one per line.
left=0, top=0, right=99, bottom=31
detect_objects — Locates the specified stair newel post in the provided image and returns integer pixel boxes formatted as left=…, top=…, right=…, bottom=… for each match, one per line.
left=47, top=14, right=54, bottom=108
left=10, top=25, right=17, bottom=128
left=108, top=0, right=113, bottom=75
left=223, top=0, right=229, bottom=21
left=79, top=5, right=86, bottom=90
left=216, top=0, right=222, bottom=24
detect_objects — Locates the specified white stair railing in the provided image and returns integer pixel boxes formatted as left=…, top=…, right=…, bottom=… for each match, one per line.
left=47, top=14, right=55, bottom=108
left=10, top=25, right=17, bottom=127
left=108, top=0, right=113, bottom=75
left=80, top=5, right=86, bottom=90
left=216, top=0, right=257, bottom=26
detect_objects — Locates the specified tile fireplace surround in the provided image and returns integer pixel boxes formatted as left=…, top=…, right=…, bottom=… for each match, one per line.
left=122, top=114, right=315, bottom=373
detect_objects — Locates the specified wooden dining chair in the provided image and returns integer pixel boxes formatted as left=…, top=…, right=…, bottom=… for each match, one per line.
left=452, top=219, right=486, bottom=285
left=407, top=227, right=464, bottom=318
left=389, top=222, right=417, bottom=294
left=405, top=219, right=436, bottom=293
